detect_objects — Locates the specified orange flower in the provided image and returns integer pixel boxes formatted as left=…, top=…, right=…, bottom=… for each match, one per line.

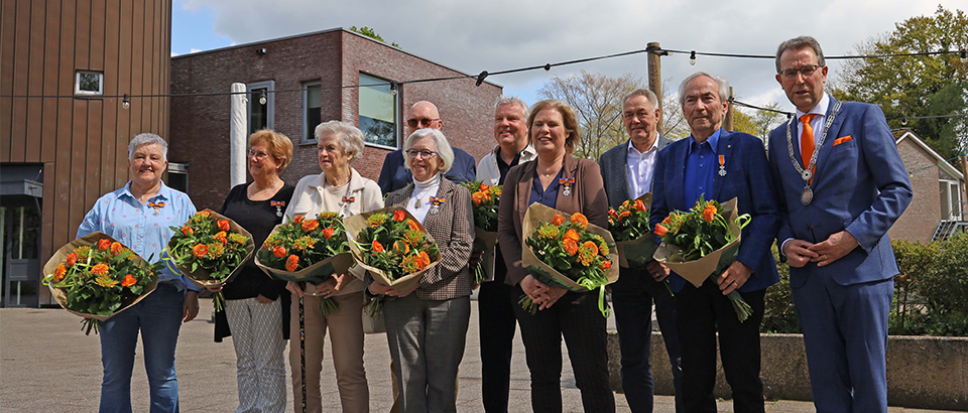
left=214, top=231, right=227, bottom=244
left=66, top=252, right=77, bottom=267
left=703, top=203, right=717, bottom=222
left=301, top=219, right=320, bottom=232
left=662, top=216, right=672, bottom=225
left=550, top=214, right=565, bottom=226
left=417, top=251, right=431, bottom=267
left=634, top=199, right=647, bottom=212
left=583, top=241, right=599, bottom=256
left=286, top=255, right=299, bottom=272
left=472, top=192, right=484, bottom=205
left=53, top=265, right=67, bottom=282
left=562, top=238, right=579, bottom=256
left=293, top=215, right=304, bottom=224
left=622, top=200, right=630, bottom=208
left=273, top=246, right=287, bottom=258
left=393, top=210, right=407, bottom=222
left=601, top=260, right=612, bottom=270
left=393, top=241, right=410, bottom=254
left=182, top=225, right=194, bottom=237
left=406, top=219, right=421, bottom=232
left=372, top=240, right=384, bottom=253
left=97, top=239, right=111, bottom=251
left=218, top=219, right=231, bottom=232
left=618, top=210, right=631, bottom=219
left=121, top=274, right=137, bottom=287
left=196, top=210, right=211, bottom=218
left=480, top=183, right=489, bottom=192
left=564, top=229, right=580, bottom=242
left=110, top=242, right=124, bottom=255
left=322, top=227, right=335, bottom=239
left=91, top=263, right=110, bottom=276
left=654, top=224, right=668, bottom=237
left=570, top=213, right=589, bottom=229
left=192, top=244, right=208, bottom=258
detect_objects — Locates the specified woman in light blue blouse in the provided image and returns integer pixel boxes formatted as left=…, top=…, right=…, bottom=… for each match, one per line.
left=77, top=133, right=200, bottom=413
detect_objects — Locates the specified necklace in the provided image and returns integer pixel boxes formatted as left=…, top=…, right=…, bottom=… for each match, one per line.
left=785, top=101, right=841, bottom=206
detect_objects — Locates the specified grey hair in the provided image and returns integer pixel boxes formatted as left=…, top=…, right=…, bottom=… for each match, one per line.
left=678, top=72, right=730, bottom=106
left=494, top=95, right=529, bottom=120
left=315, top=120, right=365, bottom=163
left=775, top=36, right=825, bottom=73
left=403, top=128, right=454, bottom=174
left=128, top=133, right=168, bottom=161
left=622, top=88, right=659, bottom=110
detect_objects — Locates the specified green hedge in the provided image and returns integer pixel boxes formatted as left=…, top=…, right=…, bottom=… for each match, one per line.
left=761, top=232, right=968, bottom=336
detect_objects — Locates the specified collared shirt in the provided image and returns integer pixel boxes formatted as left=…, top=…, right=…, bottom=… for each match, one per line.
left=626, top=138, right=660, bottom=199
left=795, top=93, right=830, bottom=148
left=77, top=181, right=199, bottom=291
left=684, top=129, right=722, bottom=208
left=477, top=144, right=538, bottom=186
left=529, top=169, right=563, bottom=209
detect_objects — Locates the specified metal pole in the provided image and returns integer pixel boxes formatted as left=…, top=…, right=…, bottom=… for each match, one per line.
left=647, top=42, right=663, bottom=135
left=725, top=87, right=734, bottom=131
left=961, top=155, right=968, bottom=218
left=229, top=83, right=248, bottom=188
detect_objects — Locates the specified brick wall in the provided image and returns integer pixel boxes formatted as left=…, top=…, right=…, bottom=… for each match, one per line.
left=169, top=29, right=502, bottom=211
left=889, top=138, right=941, bottom=244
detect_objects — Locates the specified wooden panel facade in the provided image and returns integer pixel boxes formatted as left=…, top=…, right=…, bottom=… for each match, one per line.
left=0, top=0, right=171, bottom=306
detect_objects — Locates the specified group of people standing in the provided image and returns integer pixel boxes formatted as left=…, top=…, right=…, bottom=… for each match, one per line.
left=78, top=35, right=911, bottom=413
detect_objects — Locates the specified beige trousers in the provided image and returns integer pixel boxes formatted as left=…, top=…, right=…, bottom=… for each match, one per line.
left=290, top=291, right=368, bottom=413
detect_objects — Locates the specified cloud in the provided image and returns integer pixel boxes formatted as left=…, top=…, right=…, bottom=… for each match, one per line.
left=190, top=48, right=202, bottom=53
left=171, top=51, right=180, bottom=57
left=181, top=0, right=944, bottom=110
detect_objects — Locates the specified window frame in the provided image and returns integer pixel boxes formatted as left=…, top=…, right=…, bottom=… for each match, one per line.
left=358, top=73, right=400, bottom=150
left=246, top=80, right=275, bottom=133
left=74, top=71, right=104, bottom=96
left=301, top=80, right=322, bottom=145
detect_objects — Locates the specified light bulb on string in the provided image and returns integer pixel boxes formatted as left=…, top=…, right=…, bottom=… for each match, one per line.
left=259, top=90, right=267, bottom=105
left=389, top=83, right=397, bottom=96
left=690, top=51, right=696, bottom=66
left=122, top=94, right=130, bottom=110
left=961, top=49, right=967, bottom=63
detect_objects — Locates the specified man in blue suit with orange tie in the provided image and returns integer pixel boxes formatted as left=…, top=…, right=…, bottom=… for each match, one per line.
left=768, top=36, right=912, bottom=413
left=650, top=72, right=779, bottom=412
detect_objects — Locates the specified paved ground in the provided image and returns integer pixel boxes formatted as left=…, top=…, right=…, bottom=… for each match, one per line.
left=0, top=300, right=958, bottom=412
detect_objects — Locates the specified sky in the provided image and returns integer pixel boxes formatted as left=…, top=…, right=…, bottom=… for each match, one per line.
left=171, top=0, right=955, bottom=115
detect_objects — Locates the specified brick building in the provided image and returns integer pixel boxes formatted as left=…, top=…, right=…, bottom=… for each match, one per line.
left=169, top=28, right=502, bottom=211
left=889, top=129, right=967, bottom=244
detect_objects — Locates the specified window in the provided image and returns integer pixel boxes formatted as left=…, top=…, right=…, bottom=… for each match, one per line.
left=74, top=71, right=103, bottom=95
left=247, top=81, right=275, bottom=134
left=358, top=74, right=398, bottom=148
left=940, top=180, right=963, bottom=221
left=167, top=163, right=189, bottom=194
left=303, top=81, right=322, bottom=143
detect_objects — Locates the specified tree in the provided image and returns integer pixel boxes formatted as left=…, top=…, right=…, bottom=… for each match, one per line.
left=349, top=26, right=401, bottom=48
left=538, top=71, right=644, bottom=159
left=731, top=103, right=787, bottom=142
left=831, top=5, right=968, bottom=159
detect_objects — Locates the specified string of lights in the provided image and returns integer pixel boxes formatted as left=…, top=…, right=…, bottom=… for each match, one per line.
left=906, top=153, right=968, bottom=177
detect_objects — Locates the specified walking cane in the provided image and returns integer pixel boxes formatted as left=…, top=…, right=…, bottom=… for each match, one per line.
left=299, top=282, right=307, bottom=413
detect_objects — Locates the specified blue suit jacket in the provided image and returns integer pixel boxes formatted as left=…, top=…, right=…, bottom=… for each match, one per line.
left=650, top=130, right=780, bottom=293
left=599, top=135, right=673, bottom=209
left=377, top=147, right=477, bottom=195
left=767, top=97, right=912, bottom=288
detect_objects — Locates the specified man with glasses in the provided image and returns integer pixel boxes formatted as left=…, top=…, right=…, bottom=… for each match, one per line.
left=377, top=101, right=477, bottom=195
left=768, top=36, right=911, bottom=412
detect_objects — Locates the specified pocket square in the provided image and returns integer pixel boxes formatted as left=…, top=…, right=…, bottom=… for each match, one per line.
left=833, top=136, right=853, bottom=146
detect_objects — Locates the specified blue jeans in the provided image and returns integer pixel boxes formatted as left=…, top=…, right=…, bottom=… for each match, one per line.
left=99, top=283, right=184, bottom=413
left=611, top=266, right=683, bottom=413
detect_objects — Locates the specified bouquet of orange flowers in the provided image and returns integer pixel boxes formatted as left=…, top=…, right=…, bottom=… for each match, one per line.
left=521, top=203, right=619, bottom=317
left=255, top=212, right=354, bottom=315
left=653, top=197, right=753, bottom=321
left=344, top=207, right=441, bottom=317
left=463, top=180, right=502, bottom=283
left=166, top=209, right=254, bottom=311
left=609, top=193, right=672, bottom=295
left=43, top=233, right=161, bottom=334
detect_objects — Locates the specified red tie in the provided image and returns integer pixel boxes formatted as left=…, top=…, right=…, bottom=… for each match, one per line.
left=800, top=114, right=817, bottom=184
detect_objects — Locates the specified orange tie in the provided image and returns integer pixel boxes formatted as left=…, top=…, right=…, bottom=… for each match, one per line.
left=800, top=114, right=817, bottom=183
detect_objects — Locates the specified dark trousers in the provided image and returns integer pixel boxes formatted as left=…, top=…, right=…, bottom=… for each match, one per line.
left=478, top=253, right=518, bottom=413
left=612, top=266, right=683, bottom=413
left=676, top=281, right=766, bottom=413
left=512, top=286, right=615, bottom=413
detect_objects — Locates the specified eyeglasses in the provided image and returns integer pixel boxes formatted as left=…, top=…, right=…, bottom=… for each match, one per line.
left=407, top=118, right=440, bottom=128
left=247, top=149, right=270, bottom=160
left=779, top=64, right=822, bottom=79
left=405, top=149, right=438, bottom=159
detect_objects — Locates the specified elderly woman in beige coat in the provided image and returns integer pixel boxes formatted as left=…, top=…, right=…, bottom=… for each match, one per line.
left=283, top=121, right=382, bottom=413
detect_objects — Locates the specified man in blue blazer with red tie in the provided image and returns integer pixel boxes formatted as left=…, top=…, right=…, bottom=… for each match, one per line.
left=768, top=37, right=912, bottom=413
left=650, top=72, right=779, bottom=413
